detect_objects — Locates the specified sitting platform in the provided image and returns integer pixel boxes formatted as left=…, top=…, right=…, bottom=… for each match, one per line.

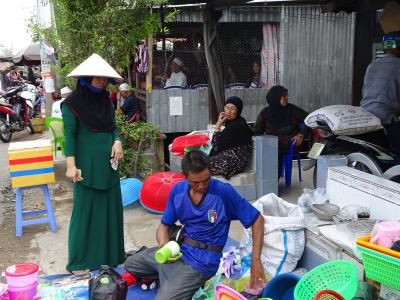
left=170, top=135, right=279, bottom=200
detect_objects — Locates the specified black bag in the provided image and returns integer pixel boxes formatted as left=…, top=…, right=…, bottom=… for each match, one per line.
left=89, top=265, right=128, bottom=300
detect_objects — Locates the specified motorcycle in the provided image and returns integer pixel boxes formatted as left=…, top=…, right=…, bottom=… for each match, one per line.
left=304, top=120, right=400, bottom=185
left=0, top=86, right=36, bottom=143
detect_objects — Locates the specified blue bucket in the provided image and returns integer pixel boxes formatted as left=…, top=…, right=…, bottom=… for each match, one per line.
left=261, top=273, right=300, bottom=300
left=120, top=178, right=143, bottom=207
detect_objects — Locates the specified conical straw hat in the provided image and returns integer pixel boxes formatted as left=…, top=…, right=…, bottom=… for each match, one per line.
left=380, top=1, right=400, bottom=34
left=67, top=53, right=123, bottom=81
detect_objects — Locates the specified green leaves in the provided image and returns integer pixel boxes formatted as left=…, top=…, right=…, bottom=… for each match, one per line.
left=115, top=112, right=163, bottom=178
left=28, top=0, right=172, bottom=86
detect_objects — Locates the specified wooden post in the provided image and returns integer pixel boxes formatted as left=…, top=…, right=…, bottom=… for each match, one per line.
left=127, top=54, right=132, bottom=86
left=146, top=37, right=154, bottom=92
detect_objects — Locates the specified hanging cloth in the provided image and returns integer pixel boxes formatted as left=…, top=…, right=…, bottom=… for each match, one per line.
left=260, top=23, right=279, bottom=89
left=134, top=43, right=148, bottom=74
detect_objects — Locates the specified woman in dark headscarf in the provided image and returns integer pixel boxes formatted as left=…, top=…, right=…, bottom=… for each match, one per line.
left=61, top=54, right=125, bottom=274
left=254, top=85, right=309, bottom=176
left=209, top=96, right=253, bottom=179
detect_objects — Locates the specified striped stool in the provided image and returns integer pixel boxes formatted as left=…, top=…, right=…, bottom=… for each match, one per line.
left=15, top=184, right=57, bottom=237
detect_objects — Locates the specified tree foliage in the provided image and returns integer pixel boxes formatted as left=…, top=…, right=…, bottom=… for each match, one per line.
left=29, top=0, right=175, bottom=85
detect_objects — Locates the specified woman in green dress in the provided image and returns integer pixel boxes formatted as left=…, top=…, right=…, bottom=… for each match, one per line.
left=62, top=54, right=125, bottom=274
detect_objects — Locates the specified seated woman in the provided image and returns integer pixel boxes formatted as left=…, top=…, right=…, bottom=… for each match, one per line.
left=209, top=96, right=253, bottom=179
left=254, top=85, right=309, bottom=176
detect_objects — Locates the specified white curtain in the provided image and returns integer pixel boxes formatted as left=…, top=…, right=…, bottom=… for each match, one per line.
left=260, top=23, right=279, bottom=89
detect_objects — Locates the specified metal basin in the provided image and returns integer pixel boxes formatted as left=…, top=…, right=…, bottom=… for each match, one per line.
left=312, top=203, right=340, bottom=221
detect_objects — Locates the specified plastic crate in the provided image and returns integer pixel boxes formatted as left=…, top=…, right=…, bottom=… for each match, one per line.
left=356, top=235, right=400, bottom=259
left=357, top=244, right=400, bottom=290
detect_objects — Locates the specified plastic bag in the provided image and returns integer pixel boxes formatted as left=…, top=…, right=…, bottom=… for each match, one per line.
left=192, top=274, right=222, bottom=300
left=88, top=266, right=127, bottom=300
left=340, top=205, right=370, bottom=220
left=297, top=188, right=328, bottom=213
left=297, top=189, right=314, bottom=213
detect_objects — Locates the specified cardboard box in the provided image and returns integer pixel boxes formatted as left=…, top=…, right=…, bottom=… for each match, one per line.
left=30, top=118, right=46, bottom=133
left=8, top=139, right=55, bottom=188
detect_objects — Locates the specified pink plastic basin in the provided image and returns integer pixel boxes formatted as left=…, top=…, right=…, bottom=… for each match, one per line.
left=4, top=263, right=39, bottom=288
left=0, top=283, right=9, bottom=300
left=7, top=281, right=38, bottom=300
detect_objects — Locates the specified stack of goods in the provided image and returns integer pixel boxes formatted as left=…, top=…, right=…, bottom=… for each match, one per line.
left=356, top=220, right=400, bottom=290
left=3, top=263, right=40, bottom=300
left=39, top=273, right=91, bottom=299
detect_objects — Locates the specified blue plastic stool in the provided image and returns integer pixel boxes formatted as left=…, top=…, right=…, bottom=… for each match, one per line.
left=281, top=142, right=302, bottom=187
left=15, top=184, right=57, bottom=237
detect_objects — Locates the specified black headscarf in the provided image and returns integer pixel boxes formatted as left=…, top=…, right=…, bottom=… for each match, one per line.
left=62, top=77, right=115, bottom=132
left=265, top=85, right=291, bottom=128
left=225, top=96, right=243, bottom=115
left=211, top=96, right=252, bottom=154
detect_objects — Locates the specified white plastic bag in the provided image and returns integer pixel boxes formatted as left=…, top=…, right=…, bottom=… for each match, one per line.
left=305, top=105, right=382, bottom=135
left=297, top=188, right=328, bottom=213
left=240, top=194, right=305, bottom=276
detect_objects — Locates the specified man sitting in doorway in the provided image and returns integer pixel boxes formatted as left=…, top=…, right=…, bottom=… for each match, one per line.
left=118, top=83, right=141, bottom=121
left=124, top=150, right=265, bottom=300
left=164, top=57, right=187, bottom=88
left=52, top=87, right=72, bottom=119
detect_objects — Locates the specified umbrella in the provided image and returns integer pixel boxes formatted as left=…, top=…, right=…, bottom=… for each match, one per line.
left=12, top=42, right=55, bottom=65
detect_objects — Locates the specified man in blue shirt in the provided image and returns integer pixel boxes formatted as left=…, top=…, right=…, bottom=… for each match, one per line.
left=361, top=3, right=400, bottom=160
left=125, top=150, right=265, bottom=299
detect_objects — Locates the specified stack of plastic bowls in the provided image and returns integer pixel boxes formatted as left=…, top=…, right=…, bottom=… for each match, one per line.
left=4, top=263, right=40, bottom=300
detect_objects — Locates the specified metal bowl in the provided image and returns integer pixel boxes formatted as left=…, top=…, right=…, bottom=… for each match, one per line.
left=312, top=204, right=340, bottom=221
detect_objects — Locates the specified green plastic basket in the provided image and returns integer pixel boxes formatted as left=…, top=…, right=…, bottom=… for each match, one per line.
left=294, top=260, right=357, bottom=300
left=357, top=244, right=400, bottom=290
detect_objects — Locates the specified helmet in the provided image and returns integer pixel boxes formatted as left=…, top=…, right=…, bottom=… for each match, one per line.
left=383, top=31, right=400, bottom=50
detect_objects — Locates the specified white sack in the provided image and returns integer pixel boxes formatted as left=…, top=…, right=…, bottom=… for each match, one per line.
left=240, top=193, right=305, bottom=276
left=305, top=105, right=382, bottom=135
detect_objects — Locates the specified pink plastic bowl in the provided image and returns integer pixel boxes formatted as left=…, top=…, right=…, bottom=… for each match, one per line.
left=0, top=283, right=8, bottom=300
left=7, top=281, right=38, bottom=300
left=4, top=263, right=39, bottom=288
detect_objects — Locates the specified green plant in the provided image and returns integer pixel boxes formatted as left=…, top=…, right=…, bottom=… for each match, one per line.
left=116, top=112, right=163, bottom=178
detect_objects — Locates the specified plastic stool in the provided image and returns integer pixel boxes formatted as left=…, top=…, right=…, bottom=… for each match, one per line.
left=15, top=184, right=57, bottom=237
left=281, top=142, right=302, bottom=187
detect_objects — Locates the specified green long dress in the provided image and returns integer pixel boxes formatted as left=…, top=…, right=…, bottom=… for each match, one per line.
left=62, top=105, right=125, bottom=272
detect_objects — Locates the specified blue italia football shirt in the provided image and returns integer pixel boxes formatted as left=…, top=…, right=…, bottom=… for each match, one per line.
left=161, top=179, right=260, bottom=277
